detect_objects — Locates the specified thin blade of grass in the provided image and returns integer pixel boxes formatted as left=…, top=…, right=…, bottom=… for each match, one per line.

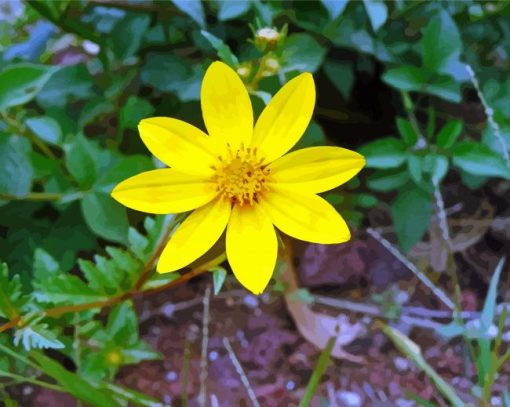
left=381, top=323, right=465, bottom=407
left=299, top=335, right=336, bottom=407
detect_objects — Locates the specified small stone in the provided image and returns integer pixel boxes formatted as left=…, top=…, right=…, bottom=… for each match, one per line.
left=336, top=391, right=362, bottom=407
left=394, top=356, right=410, bottom=372
left=161, top=303, right=175, bottom=318
left=165, top=371, right=177, bottom=382
left=209, top=350, right=219, bottom=361
left=243, top=294, right=259, bottom=309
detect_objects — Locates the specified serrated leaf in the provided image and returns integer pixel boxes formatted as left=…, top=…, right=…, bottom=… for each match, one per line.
left=78, top=259, right=118, bottom=294
left=14, top=321, right=64, bottom=350
left=34, top=274, right=108, bottom=305
left=128, top=227, right=150, bottom=261
left=0, top=263, right=25, bottom=319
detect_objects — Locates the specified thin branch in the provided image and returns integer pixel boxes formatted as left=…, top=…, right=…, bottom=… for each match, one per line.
left=0, top=250, right=226, bottom=334
left=222, top=337, right=260, bottom=407
left=198, top=286, right=211, bottom=407
left=366, top=228, right=455, bottom=310
left=465, top=64, right=510, bottom=164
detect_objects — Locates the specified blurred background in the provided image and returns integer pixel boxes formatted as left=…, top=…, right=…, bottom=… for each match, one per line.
left=1, top=0, right=510, bottom=406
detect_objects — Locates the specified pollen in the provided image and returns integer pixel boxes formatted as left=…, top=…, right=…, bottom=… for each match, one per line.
left=211, top=144, right=270, bottom=206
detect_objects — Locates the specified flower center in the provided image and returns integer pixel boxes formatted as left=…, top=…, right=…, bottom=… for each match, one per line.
left=211, top=145, right=270, bottom=206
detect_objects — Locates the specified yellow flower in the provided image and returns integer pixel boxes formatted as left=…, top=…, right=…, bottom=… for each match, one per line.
left=111, top=61, right=365, bottom=294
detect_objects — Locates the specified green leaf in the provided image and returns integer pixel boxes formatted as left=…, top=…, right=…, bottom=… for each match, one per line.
left=210, top=266, right=227, bottom=295
left=391, top=186, right=433, bottom=252
left=480, top=258, right=505, bottom=331
left=119, top=96, right=155, bottom=130
left=0, top=263, right=25, bottom=319
left=217, top=0, right=252, bottom=21
left=407, top=154, right=423, bottom=184
left=381, top=324, right=465, bottom=407
left=396, top=117, right=418, bottom=146
left=0, top=64, right=58, bottom=110
left=426, top=154, right=449, bottom=186
left=383, top=65, right=427, bottom=91
left=436, top=120, right=463, bottom=149
left=81, top=191, right=129, bottom=243
left=107, top=302, right=138, bottom=345
left=323, top=60, right=354, bottom=100
left=141, top=53, right=203, bottom=101
left=383, top=67, right=461, bottom=102
left=320, top=0, right=348, bottom=19
left=34, top=274, right=108, bottom=305
left=13, top=319, right=64, bottom=350
left=78, top=97, right=114, bottom=128
left=283, top=33, right=326, bottom=73
left=65, top=134, right=97, bottom=188
left=363, top=0, right=388, bottom=32
left=33, top=248, right=60, bottom=282
left=36, top=64, right=93, bottom=108
left=421, top=10, right=462, bottom=74
left=200, top=30, right=239, bottom=67
left=359, top=137, right=407, bottom=168
left=171, top=0, right=205, bottom=27
left=110, top=14, right=150, bottom=60
left=25, top=116, right=63, bottom=146
left=0, top=135, right=33, bottom=197
left=367, top=169, right=410, bottom=192
left=452, top=142, right=510, bottom=179
left=31, top=352, right=121, bottom=407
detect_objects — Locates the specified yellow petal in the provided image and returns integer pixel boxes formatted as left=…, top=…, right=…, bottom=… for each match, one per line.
left=157, top=198, right=231, bottom=272
left=269, top=146, right=365, bottom=193
left=138, top=117, right=218, bottom=176
left=111, top=169, right=217, bottom=214
left=201, top=61, right=253, bottom=149
left=226, top=204, right=277, bottom=294
left=251, top=73, right=315, bottom=163
left=259, top=186, right=351, bottom=244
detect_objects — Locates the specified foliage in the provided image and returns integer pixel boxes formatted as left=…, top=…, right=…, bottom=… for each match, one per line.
left=0, top=0, right=509, bottom=405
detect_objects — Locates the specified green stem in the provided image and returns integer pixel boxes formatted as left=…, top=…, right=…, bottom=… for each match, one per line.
left=299, top=336, right=336, bottom=407
left=0, top=192, right=63, bottom=202
left=0, top=369, right=64, bottom=392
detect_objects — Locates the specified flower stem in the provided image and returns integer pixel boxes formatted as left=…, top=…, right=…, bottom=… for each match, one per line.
left=0, top=192, right=64, bottom=202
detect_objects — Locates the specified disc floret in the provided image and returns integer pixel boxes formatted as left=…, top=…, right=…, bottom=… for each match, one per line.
left=212, top=144, right=270, bottom=206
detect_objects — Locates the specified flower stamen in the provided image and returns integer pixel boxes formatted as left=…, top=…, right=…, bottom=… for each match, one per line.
left=212, top=146, right=270, bottom=206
